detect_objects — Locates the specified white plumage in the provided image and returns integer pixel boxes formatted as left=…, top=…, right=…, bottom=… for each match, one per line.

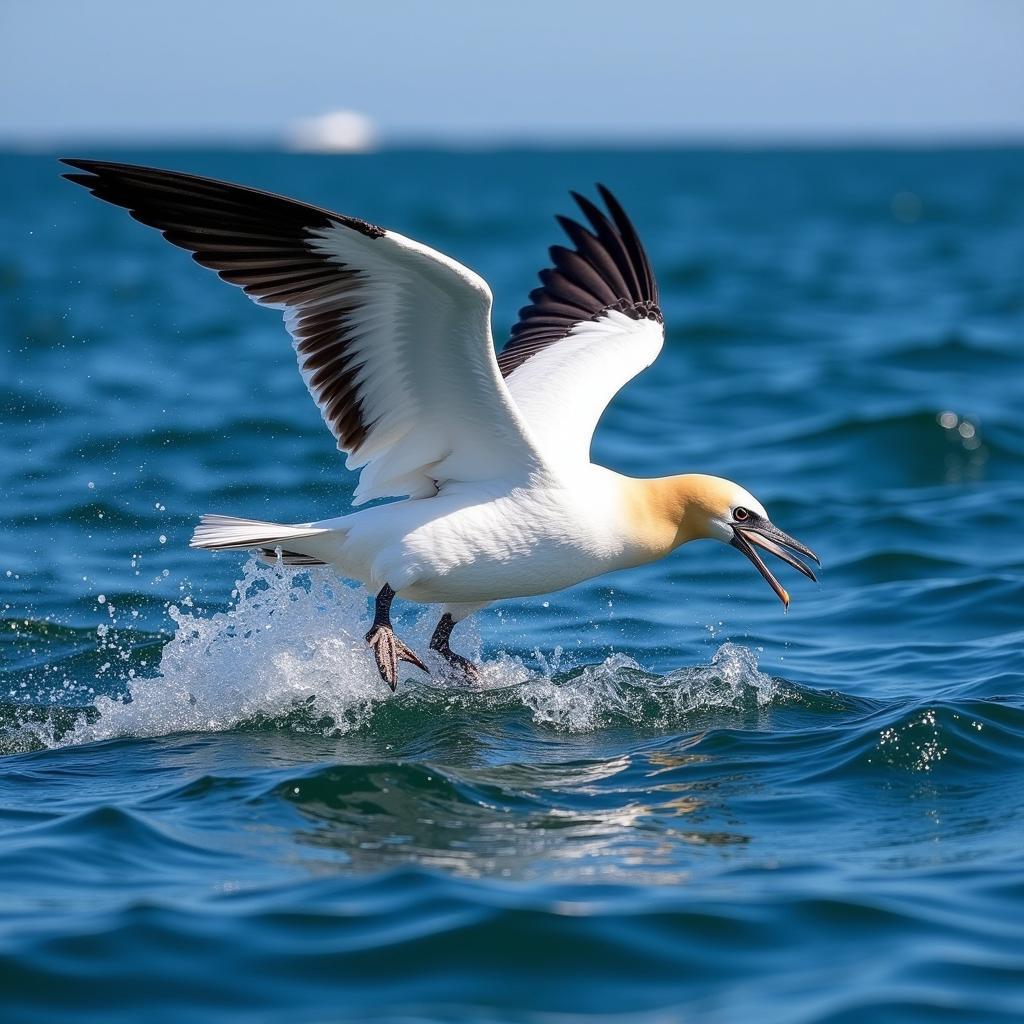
left=301, top=223, right=544, bottom=504
left=503, top=311, right=665, bottom=467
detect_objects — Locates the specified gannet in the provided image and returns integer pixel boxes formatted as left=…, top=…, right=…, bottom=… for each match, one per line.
left=63, top=159, right=819, bottom=689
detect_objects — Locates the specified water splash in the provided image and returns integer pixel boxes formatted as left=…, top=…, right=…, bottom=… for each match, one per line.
left=520, top=644, right=781, bottom=732
left=5, top=559, right=789, bottom=750
left=67, top=559, right=389, bottom=745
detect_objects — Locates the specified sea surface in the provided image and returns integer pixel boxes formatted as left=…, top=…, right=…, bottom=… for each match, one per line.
left=1, top=147, right=1023, bottom=1022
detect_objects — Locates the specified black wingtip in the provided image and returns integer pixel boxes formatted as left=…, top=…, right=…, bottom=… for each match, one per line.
left=594, top=183, right=626, bottom=226
left=569, top=189, right=597, bottom=216
left=60, top=157, right=98, bottom=172
left=574, top=183, right=618, bottom=213
left=60, top=158, right=104, bottom=190
left=61, top=172, right=97, bottom=188
left=569, top=190, right=611, bottom=235
left=594, top=183, right=630, bottom=231
left=497, top=184, right=663, bottom=376
left=60, top=157, right=134, bottom=171
left=555, top=213, right=590, bottom=234
left=593, top=182, right=656, bottom=302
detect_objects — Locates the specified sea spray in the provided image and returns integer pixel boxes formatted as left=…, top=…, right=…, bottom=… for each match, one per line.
left=520, top=643, right=783, bottom=732
left=68, top=558, right=387, bottom=744
left=3, top=558, right=792, bottom=750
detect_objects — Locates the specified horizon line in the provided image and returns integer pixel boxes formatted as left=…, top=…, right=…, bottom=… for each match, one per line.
left=4, top=130, right=1024, bottom=154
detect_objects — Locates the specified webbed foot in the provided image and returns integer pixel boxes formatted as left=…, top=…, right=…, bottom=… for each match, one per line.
left=365, top=624, right=429, bottom=691
left=429, top=612, right=482, bottom=683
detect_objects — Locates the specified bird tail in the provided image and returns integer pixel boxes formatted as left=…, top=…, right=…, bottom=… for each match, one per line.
left=190, top=514, right=330, bottom=566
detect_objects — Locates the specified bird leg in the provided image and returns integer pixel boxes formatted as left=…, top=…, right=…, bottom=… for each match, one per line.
left=429, top=613, right=481, bottom=682
left=364, top=584, right=429, bottom=691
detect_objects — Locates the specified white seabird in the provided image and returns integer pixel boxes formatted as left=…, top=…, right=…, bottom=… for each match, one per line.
left=63, top=159, right=819, bottom=689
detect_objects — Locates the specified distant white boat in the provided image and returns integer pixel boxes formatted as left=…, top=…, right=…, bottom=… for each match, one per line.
left=284, top=110, right=377, bottom=153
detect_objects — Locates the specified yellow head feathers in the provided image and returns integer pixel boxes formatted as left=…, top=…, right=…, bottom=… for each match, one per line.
left=625, top=473, right=765, bottom=553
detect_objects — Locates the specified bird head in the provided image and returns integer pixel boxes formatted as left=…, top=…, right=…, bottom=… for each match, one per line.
left=659, top=474, right=820, bottom=608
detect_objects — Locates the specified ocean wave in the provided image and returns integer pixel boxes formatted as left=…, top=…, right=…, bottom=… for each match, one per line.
left=770, top=408, right=1017, bottom=459
left=877, top=330, right=1022, bottom=369
left=2, top=866, right=1022, bottom=1023
left=787, top=699, right=1024, bottom=782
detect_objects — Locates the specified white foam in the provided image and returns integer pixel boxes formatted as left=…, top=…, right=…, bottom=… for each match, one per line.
left=519, top=643, right=780, bottom=732
left=67, top=559, right=391, bottom=745
left=41, top=558, right=784, bottom=746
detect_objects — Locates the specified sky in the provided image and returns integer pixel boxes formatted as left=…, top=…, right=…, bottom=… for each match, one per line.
left=1, top=0, right=1022, bottom=145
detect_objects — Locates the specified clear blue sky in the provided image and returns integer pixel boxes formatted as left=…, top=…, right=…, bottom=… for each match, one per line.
left=2, top=0, right=1022, bottom=144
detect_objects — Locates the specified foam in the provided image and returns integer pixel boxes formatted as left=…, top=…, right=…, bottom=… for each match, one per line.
left=10, top=558, right=785, bottom=747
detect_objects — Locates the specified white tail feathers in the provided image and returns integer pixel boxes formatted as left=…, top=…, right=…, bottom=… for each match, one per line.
left=190, top=514, right=326, bottom=554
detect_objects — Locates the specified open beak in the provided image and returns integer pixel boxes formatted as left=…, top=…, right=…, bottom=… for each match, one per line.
left=730, top=518, right=820, bottom=609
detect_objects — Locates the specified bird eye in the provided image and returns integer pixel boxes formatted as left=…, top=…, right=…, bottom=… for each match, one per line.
left=733, top=506, right=750, bottom=522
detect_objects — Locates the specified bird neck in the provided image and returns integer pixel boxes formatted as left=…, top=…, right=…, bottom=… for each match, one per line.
left=618, top=473, right=719, bottom=558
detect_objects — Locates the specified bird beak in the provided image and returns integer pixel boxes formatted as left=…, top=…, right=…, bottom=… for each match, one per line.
left=730, top=518, right=820, bottom=609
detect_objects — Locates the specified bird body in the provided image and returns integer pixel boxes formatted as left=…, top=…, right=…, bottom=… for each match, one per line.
left=196, top=466, right=655, bottom=604
left=194, top=469, right=772, bottom=609
left=329, top=467, right=632, bottom=605
left=63, top=160, right=819, bottom=688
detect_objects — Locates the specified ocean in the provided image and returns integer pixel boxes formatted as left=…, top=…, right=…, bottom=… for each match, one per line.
left=1, top=146, right=1023, bottom=1022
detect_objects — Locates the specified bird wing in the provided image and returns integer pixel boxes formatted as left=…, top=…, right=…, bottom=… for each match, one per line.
left=62, top=159, right=546, bottom=504
left=498, top=186, right=664, bottom=469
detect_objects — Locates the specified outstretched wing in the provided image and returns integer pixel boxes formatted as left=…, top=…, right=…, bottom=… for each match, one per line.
left=62, top=159, right=545, bottom=504
left=498, top=186, right=664, bottom=468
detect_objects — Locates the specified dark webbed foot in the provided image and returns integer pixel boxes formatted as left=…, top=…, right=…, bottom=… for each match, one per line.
left=365, top=623, right=429, bottom=691
left=365, top=584, right=429, bottom=691
left=429, top=613, right=482, bottom=683
left=438, top=648, right=482, bottom=682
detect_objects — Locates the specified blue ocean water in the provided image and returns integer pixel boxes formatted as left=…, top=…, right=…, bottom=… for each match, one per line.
left=1, top=147, right=1024, bottom=1022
